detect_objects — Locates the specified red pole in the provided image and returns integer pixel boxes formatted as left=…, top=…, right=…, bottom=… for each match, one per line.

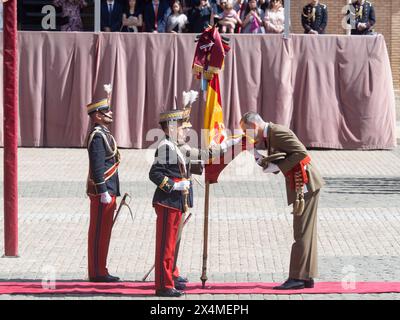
left=3, top=0, right=19, bottom=257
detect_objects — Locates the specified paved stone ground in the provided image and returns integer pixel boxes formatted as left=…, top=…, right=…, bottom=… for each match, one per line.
left=0, top=147, right=400, bottom=300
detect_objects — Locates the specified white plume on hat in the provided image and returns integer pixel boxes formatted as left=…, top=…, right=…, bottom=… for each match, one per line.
left=182, top=90, right=199, bottom=108
left=103, top=84, right=112, bottom=95
left=103, top=83, right=112, bottom=105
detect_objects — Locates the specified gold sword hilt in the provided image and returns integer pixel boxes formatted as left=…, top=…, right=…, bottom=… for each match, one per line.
left=112, top=193, right=133, bottom=226
left=182, top=188, right=190, bottom=213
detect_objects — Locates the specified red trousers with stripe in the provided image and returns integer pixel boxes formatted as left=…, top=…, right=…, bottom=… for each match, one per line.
left=88, top=195, right=116, bottom=278
left=154, top=204, right=182, bottom=290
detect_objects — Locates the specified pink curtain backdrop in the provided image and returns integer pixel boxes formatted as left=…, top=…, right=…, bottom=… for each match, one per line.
left=0, top=32, right=396, bottom=149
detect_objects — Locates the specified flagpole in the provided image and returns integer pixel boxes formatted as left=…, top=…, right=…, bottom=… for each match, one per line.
left=195, top=28, right=230, bottom=289
left=3, top=0, right=19, bottom=258
left=200, top=180, right=210, bottom=288
left=199, top=73, right=210, bottom=289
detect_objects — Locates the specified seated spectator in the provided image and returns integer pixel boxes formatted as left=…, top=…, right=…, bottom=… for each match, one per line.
left=53, top=0, right=88, bottom=31
left=187, top=0, right=213, bottom=33
left=101, top=0, right=124, bottom=31
left=167, top=1, right=188, bottom=33
left=219, top=0, right=241, bottom=33
left=121, top=0, right=143, bottom=32
left=241, top=0, right=264, bottom=34
left=263, top=0, right=284, bottom=34
left=143, top=0, right=171, bottom=32
left=349, top=0, right=375, bottom=35
left=301, top=0, right=327, bottom=34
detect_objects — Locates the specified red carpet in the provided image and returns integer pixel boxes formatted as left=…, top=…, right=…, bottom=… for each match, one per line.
left=0, top=281, right=399, bottom=295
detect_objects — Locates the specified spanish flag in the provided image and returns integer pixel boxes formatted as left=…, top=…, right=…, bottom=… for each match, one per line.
left=204, top=75, right=254, bottom=183
left=203, top=74, right=244, bottom=183
left=204, top=74, right=227, bottom=147
left=204, top=74, right=227, bottom=184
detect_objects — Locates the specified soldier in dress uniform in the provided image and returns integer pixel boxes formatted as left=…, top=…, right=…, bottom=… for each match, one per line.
left=149, top=108, right=197, bottom=297
left=240, top=112, right=325, bottom=290
left=149, top=100, right=241, bottom=297
left=86, top=98, right=121, bottom=283
left=301, top=0, right=328, bottom=34
left=349, top=0, right=376, bottom=35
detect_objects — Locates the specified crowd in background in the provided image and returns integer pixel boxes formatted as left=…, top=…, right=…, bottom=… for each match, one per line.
left=51, top=0, right=376, bottom=35
left=52, top=0, right=283, bottom=34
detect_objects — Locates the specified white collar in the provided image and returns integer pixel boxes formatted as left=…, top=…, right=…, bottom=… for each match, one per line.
left=95, top=124, right=110, bottom=133
left=159, top=137, right=187, bottom=176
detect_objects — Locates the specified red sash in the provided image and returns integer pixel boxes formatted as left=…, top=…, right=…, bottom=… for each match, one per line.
left=104, top=162, right=120, bottom=181
left=285, top=155, right=311, bottom=190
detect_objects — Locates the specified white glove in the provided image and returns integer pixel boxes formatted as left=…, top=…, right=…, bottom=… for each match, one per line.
left=100, top=191, right=112, bottom=204
left=220, top=137, right=242, bottom=152
left=263, top=162, right=280, bottom=174
left=172, top=180, right=191, bottom=191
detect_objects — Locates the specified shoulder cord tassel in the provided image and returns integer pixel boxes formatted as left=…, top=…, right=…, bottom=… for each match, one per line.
left=293, top=170, right=305, bottom=216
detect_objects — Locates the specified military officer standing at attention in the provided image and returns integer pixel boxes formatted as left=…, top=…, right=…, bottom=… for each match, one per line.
left=149, top=97, right=241, bottom=297
left=240, top=112, right=325, bottom=290
left=86, top=96, right=121, bottom=283
left=349, top=0, right=376, bottom=35
left=149, top=108, right=196, bottom=297
left=301, top=0, right=328, bottom=34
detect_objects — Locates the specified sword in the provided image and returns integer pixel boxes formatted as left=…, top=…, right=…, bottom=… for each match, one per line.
left=112, top=193, right=133, bottom=226
left=192, top=175, right=205, bottom=189
left=141, top=212, right=193, bottom=282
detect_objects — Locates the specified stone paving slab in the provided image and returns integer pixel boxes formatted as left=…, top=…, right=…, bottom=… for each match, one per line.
left=0, top=148, right=399, bottom=300
left=2, top=178, right=400, bottom=208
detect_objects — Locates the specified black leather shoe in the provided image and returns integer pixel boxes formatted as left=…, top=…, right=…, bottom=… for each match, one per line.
left=273, top=278, right=314, bottom=290
left=155, top=288, right=184, bottom=297
left=174, top=276, right=188, bottom=283
left=174, top=281, right=186, bottom=290
left=304, top=278, right=314, bottom=288
left=89, top=275, right=120, bottom=283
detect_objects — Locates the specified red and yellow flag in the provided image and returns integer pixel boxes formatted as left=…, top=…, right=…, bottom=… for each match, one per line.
left=203, top=74, right=254, bottom=183
left=204, top=74, right=227, bottom=147
left=204, top=74, right=228, bottom=183
left=193, top=27, right=249, bottom=183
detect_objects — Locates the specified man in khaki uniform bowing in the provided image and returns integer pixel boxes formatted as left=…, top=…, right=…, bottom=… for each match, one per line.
left=240, top=112, right=324, bottom=290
